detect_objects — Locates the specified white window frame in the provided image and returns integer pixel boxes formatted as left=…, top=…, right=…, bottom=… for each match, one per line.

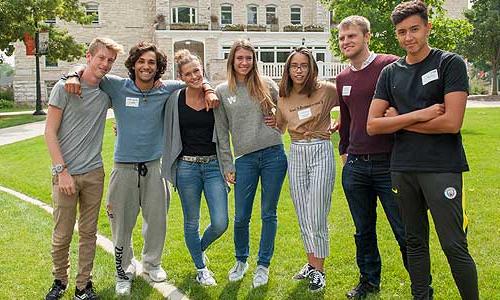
left=247, top=5, right=258, bottom=25
left=171, top=7, right=197, bottom=24
left=265, top=6, right=277, bottom=25
left=222, top=45, right=328, bottom=63
left=221, top=5, right=233, bottom=25
left=290, top=6, right=301, bottom=25
left=85, top=2, right=99, bottom=24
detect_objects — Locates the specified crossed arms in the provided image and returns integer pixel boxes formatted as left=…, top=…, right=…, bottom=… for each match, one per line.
left=366, top=91, right=467, bottom=136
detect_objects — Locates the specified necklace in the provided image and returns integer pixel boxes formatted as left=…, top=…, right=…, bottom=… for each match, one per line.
left=139, top=88, right=152, bottom=102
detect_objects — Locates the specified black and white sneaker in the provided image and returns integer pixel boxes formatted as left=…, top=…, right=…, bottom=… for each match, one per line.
left=309, top=270, right=326, bottom=292
left=74, top=281, right=98, bottom=300
left=292, top=263, right=314, bottom=280
left=45, top=279, right=67, bottom=300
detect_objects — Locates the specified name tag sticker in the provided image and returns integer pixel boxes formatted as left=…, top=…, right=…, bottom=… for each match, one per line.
left=298, top=108, right=312, bottom=120
left=421, top=69, right=439, bottom=86
left=125, top=97, right=140, bottom=107
left=342, top=85, right=352, bottom=96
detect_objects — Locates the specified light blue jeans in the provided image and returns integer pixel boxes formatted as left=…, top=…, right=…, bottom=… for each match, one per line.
left=176, top=159, right=228, bottom=269
left=234, top=144, right=288, bottom=267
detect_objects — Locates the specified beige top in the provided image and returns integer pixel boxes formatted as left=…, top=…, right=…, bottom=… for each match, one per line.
left=276, top=81, right=339, bottom=141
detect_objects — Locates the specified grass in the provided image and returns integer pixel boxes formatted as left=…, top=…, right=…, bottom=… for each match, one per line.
left=0, top=103, right=39, bottom=113
left=0, top=191, right=163, bottom=299
left=0, top=114, right=46, bottom=129
left=0, top=109, right=498, bottom=299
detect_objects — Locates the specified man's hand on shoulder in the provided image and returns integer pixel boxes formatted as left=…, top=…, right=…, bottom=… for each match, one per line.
left=64, top=77, right=81, bottom=95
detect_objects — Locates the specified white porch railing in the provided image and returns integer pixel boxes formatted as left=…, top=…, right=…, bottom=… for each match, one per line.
left=258, top=62, right=349, bottom=80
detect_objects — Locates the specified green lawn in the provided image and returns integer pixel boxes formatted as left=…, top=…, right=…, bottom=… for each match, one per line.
left=0, top=108, right=498, bottom=299
left=0, top=114, right=46, bottom=129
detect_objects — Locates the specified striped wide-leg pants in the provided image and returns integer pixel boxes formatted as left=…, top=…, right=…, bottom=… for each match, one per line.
left=288, top=139, right=335, bottom=258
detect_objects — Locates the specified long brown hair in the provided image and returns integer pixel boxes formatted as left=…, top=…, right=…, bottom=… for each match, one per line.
left=226, top=39, right=275, bottom=114
left=279, top=46, right=319, bottom=98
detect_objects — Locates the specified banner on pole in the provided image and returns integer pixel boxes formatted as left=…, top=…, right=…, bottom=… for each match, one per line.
left=38, top=31, right=49, bottom=55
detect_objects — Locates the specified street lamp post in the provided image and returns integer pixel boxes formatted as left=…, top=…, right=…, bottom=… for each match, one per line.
left=33, top=30, right=45, bottom=115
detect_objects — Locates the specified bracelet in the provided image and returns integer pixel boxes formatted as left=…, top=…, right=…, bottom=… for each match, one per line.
left=61, top=71, right=80, bottom=81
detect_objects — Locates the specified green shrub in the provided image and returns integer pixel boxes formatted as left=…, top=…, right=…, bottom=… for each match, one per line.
left=0, top=99, right=14, bottom=109
left=469, top=77, right=489, bottom=95
left=0, top=88, right=14, bottom=101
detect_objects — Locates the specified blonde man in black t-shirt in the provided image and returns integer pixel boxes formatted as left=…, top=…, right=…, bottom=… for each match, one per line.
left=367, top=1, right=478, bottom=300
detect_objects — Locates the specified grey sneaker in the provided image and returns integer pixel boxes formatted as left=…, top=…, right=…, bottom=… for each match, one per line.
left=196, top=267, right=217, bottom=286
left=115, top=280, right=132, bottom=296
left=145, top=266, right=167, bottom=282
left=252, top=265, right=269, bottom=288
left=228, top=261, right=249, bottom=282
left=293, top=263, right=314, bottom=280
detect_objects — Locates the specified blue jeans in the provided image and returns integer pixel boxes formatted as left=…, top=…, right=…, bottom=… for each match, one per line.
left=234, top=144, right=287, bottom=267
left=342, top=155, right=408, bottom=286
left=176, top=159, right=229, bottom=269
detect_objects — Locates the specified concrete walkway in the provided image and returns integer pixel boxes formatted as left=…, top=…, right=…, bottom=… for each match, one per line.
left=0, top=109, right=115, bottom=146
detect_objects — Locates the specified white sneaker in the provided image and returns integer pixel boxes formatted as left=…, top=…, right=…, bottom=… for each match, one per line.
left=145, top=267, right=167, bottom=282
left=115, top=280, right=132, bottom=296
left=252, top=265, right=269, bottom=288
left=228, top=261, right=249, bottom=282
left=126, top=261, right=137, bottom=279
left=196, top=267, right=217, bottom=286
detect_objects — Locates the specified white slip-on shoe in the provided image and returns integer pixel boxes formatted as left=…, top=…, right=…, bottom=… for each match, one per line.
left=252, top=265, right=269, bottom=288
left=196, top=267, right=217, bottom=286
left=228, top=261, right=249, bottom=282
left=145, top=266, right=167, bottom=282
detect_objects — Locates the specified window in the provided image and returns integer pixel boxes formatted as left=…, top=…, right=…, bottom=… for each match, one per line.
left=85, top=3, right=99, bottom=24
left=172, top=7, right=196, bottom=23
left=290, top=6, right=301, bottom=25
left=247, top=5, right=258, bottom=25
left=266, top=6, right=277, bottom=25
left=45, top=57, right=58, bottom=68
left=221, top=5, right=232, bottom=25
left=316, top=53, right=325, bottom=62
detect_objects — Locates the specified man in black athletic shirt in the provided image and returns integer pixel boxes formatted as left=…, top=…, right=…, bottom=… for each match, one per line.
left=367, top=1, right=478, bottom=299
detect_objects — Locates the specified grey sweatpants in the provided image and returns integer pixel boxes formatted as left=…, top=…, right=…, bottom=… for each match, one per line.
left=106, top=159, right=169, bottom=281
left=288, top=139, right=335, bottom=258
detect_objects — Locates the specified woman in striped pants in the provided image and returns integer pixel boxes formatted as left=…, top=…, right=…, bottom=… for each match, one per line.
left=276, top=46, right=339, bottom=292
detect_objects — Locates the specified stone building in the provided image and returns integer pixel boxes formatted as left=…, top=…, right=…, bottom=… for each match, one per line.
left=12, top=0, right=469, bottom=104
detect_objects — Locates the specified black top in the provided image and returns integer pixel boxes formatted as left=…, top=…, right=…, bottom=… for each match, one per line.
left=374, top=48, right=469, bottom=172
left=178, top=88, right=217, bottom=156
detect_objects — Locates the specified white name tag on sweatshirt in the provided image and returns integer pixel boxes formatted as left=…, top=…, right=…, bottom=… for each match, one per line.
left=342, top=85, right=352, bottom=96
left=126, top=97, right=140, bottom=107
left=421, top=69, right=439, bottom=86
left=298, top=108, right=312, bottom=120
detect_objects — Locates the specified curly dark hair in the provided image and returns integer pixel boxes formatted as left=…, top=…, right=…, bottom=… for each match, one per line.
left=124, top=41, right=167, bottom=82
left=391, top=1, right=428, bottom=26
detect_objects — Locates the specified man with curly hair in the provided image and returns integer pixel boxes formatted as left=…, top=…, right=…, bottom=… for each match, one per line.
left=65, top=41, right=218, bottom=296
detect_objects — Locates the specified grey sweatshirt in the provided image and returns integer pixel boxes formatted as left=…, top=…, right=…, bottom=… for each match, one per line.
left=214, top=77, right=283, bottom=174
left=161, top=89, right=228, bottom=187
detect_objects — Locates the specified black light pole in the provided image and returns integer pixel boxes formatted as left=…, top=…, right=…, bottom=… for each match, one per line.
left=33, top=29, right=46, bottom=115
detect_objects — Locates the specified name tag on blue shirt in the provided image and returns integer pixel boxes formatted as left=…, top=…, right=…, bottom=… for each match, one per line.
left=125, top=97, right=140, bottom=107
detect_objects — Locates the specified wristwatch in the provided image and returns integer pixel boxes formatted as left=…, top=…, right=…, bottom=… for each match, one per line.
left=51, top=164, right=67, bottom=176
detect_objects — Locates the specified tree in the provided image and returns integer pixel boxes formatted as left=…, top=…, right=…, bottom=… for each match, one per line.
left=323, top=0, right=472, bottom=58
left=0, top=0, right=93, bottom=64
left=460, top=0, right=500, bottom=95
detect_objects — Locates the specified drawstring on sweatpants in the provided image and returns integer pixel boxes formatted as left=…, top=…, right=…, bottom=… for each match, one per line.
left=136, top=162, right=148, bottom=188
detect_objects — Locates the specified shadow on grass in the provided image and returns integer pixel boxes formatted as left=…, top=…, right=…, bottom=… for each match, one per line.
left=97, top=277, right=156, bottom=299
left=244, top=284, right=269, bottom=300
left=461, top=129, right=485, bottom=136
left=286, top=280, right=325, bottom=300
left=176, top=273, right=211, bottom=300
left=218, top=279, right=243, bottom=300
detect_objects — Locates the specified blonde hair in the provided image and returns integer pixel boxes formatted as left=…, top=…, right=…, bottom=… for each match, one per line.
left=226, top=39, right=275, bottom=114
left=88, top=37, right=124, bottom=56
left=174, top=49, right=202, bottom=76
left=338, top=15, right=371, bottom=34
